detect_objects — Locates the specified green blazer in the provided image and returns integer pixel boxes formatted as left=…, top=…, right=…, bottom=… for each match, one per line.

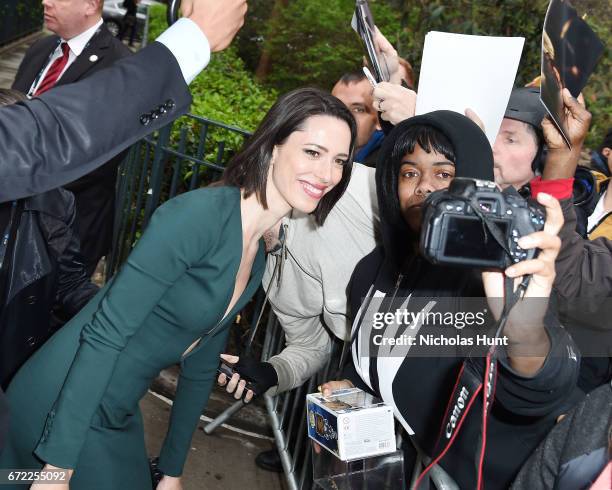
left=30, top=186, right=265, bottom=477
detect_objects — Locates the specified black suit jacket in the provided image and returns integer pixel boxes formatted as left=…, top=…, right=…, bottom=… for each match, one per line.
left=0, top=41, right=191, bottom=202
left=12, top=24, right=133, bottom=271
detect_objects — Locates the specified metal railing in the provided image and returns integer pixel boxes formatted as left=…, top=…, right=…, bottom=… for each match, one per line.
left=0, top=0, right=43, bottom=46
left=260, top=314, right=344, bottom=490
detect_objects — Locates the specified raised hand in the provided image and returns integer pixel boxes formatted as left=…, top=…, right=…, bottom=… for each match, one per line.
left=181, top=0, right=248, bottom=52
left=542, top=89, right=592, bottom=179
left=372, top=82, right=416, bottom=125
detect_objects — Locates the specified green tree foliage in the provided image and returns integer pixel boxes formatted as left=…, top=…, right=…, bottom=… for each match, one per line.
left=247, top=0, right=607, bottom=146
left=145, top=5, right=277, bottom=188
left=388, top=0, right=609, bottom=147
left=0, top=0, right=43, bottom=45
left=261, top=0, right=405, bottom=92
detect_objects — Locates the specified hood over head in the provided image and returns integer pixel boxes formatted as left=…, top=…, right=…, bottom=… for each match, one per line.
left=375, top=110, right=494, bottom=267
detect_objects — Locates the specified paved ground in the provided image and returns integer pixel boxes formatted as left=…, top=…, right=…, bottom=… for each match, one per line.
left=142, top=391, right=285, bottom=490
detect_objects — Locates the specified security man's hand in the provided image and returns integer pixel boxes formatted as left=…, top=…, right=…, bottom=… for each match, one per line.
left=181, top=0, right=248, bottom=52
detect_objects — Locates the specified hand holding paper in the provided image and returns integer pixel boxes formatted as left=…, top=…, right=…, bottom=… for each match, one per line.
left=542, top=89, right=592, bottom=180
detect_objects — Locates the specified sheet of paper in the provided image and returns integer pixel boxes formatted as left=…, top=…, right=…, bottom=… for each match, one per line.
left=415, top=31, right=525, bottom=146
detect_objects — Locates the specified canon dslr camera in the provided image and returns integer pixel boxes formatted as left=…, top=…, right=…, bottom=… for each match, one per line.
left=420, top=178, right=545, bottom=269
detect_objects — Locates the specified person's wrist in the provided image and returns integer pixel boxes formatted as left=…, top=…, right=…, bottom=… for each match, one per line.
left=260, top=361, right=278, bottom=387
left=542, top=147, right=582, bottom=180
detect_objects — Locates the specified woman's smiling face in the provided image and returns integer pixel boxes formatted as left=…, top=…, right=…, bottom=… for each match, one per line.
left=398, top=143, right=456, bottom=232
left=270, top=115, right=351, bottom=214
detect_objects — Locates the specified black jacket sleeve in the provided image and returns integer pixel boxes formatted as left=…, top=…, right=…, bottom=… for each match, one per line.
left=0, top=42, right=191, bottom=202
left=495, top=312, right=581, bottom=418
left=554, top=198, right=612, bottom=301
left=50, top=194, right=99, bottom=317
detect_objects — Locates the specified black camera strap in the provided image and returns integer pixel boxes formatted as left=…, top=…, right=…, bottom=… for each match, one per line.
left=415, top=258, right=530, bottom=489
left=466, top=200, right=515, bottom=258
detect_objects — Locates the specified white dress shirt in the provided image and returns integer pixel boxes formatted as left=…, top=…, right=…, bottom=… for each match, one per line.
left=156, top=18, right=211, bottom=84
left=29, top=19, right=104, bottom=95
left=587, top=189, right=609, bottom=234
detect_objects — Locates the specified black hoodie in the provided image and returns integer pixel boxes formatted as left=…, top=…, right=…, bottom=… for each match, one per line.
left=345, top=111, right=580, bottom=489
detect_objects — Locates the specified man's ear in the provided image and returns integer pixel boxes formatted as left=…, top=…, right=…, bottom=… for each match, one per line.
left=87, top=0, right=101, bottom=16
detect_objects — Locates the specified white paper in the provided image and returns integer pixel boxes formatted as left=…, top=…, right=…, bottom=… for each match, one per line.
left=415, top=31, right=525, bottom=146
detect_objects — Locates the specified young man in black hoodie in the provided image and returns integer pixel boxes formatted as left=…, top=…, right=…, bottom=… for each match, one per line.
left=322, top=111, right=580, bottom=489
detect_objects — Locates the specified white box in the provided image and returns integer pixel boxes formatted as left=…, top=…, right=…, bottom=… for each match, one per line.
left=306, top=388, right=396, bottom=461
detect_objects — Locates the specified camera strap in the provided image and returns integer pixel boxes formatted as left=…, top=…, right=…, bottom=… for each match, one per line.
left=466, top=200, right=515, bottom=259
left=414, top=272, right=529, bottom=490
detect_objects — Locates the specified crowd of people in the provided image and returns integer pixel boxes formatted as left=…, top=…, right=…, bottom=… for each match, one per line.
left=0, top=0, right=610, bottom=489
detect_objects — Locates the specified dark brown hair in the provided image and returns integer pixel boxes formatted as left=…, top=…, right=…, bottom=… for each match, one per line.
left=0, top=88, right=27, bottom=107
left=397, top=57, right=415, bottom=89
left=222, top=87, right=357, bottom=225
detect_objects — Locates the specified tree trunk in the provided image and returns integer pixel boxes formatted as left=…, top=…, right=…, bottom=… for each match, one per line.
left=255, top=0, right=288, bottom=81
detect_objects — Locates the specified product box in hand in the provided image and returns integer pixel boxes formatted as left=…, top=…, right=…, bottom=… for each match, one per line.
left=306, top=388, right=396, bottom=461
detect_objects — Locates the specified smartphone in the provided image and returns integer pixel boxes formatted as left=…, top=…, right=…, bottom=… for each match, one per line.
left=218, top=362, right=257, bottom=395
left=353, top=0, right=390, bottom=82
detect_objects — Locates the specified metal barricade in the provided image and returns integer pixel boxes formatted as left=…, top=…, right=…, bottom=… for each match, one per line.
left=259, top=313, right=344, bottom=490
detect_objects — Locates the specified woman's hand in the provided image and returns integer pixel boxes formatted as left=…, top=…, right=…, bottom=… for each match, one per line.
left=318, top=379, right=355, bottom=398
left=372, top=83, right=417, bottom=125
left=481, top=192, right=564, bottom=375
left=156, top=475, right=183, bottom=490
left=503, top=192, right=563, bottom=297
left=29, top=465, right=72, bottom=490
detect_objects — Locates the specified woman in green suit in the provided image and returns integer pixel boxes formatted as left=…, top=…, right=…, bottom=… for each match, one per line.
left=0, top=88, right=357, bottom=490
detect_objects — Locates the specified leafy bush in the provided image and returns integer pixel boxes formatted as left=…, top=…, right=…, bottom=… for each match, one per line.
left=145, top=4, right=278, bottom=190
left=148, top=4, right=277, bottom=134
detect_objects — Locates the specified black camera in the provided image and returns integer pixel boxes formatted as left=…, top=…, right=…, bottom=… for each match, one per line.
left=420, top=178, right=546, bottom=269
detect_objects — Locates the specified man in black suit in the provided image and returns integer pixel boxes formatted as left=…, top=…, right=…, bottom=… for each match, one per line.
left=13, top=0, right=132, bottom=277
